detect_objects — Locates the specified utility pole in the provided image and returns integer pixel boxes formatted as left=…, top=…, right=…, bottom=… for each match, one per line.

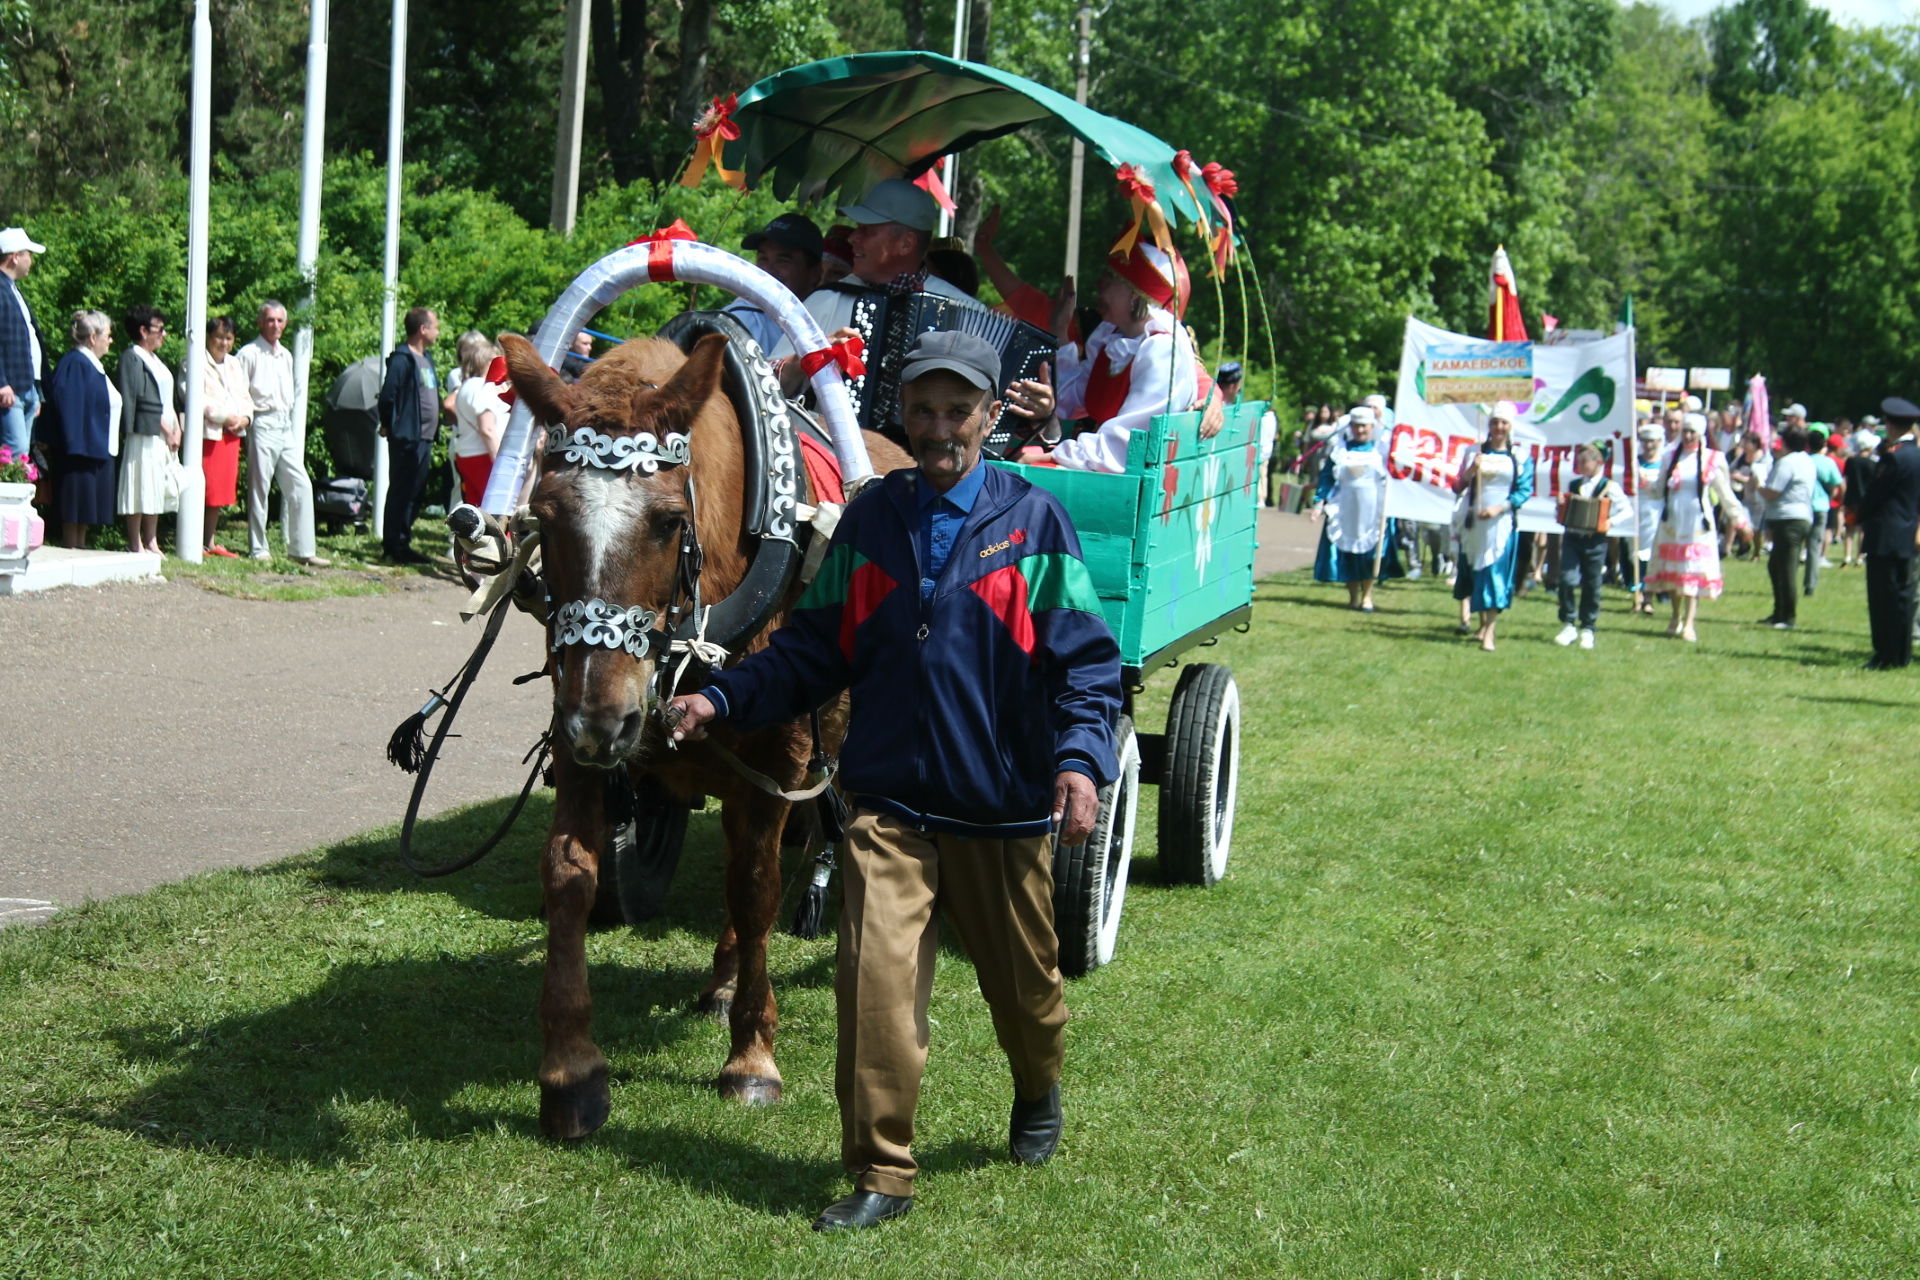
left=549, top=0, right=590, bottom=235
left=937, top=0, right=969, bottom=240
left=1063, top=3, right=1092, bottom=280
left=291, top=0, right=329, bottom=467
left=375, top=0, right=408, bottom=538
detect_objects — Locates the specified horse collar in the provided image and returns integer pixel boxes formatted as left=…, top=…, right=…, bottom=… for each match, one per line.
left=547, top=423, right=691, bottom=474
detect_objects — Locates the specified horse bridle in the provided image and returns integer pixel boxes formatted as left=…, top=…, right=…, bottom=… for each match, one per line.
left=542, top=422, right=711, bottom=705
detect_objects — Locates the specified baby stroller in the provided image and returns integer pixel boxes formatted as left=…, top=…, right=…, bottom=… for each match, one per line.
left=316, top=355, right=382, bottom=533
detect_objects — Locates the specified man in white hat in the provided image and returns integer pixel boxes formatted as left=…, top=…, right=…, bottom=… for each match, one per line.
left=0, top=227, right=48, bottom=457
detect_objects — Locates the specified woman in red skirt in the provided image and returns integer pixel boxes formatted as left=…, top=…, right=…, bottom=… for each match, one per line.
left=195, top=315, right=251, bottom=555
left=452, top=338, right=507, bottom=506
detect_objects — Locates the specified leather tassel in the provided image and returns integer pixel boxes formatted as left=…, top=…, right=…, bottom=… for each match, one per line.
left=385, top=692, right=447, bottom=775
left=789, top=850, right=834, bottom=940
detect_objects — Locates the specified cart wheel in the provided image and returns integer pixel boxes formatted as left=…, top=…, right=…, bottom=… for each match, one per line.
left=1052, top=715, right=1140, bottom=977
left=1159, top=664, right=1240, bottom=886
left=590, top=779, right=691, bottom=927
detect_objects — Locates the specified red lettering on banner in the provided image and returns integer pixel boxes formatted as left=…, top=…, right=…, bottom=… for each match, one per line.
left=1387, top=424, right=1415, bottom=480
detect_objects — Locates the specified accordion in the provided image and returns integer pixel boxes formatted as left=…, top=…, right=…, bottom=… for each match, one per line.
left=839, top=288, right=1058, bottom=454
left=1561, top=492, right=1611, bottom=534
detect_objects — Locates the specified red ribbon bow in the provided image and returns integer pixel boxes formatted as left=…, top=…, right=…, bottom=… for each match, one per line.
left=626, top=219, right=698, bottom=282
left=1116, top=164, right=1156, bottom=204
left=1202, top=162, right=1238, bottom=199
left=798, top=334, right=868, bottom=382
left=484, top=355, right=518, bottom=406
left=693, top=94, right=740, bottom=142
left=679, top=96, right=747, bottom=190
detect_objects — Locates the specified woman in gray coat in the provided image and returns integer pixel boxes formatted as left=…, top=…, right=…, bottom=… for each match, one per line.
left=115, top=304, right=181, bottom=554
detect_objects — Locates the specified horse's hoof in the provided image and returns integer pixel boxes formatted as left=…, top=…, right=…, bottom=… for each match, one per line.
left=540, top=1065, right=611, bottom=1141
left=696, top=993, right=733, bottom=1020
left=719, top=1073, right=783, bottom=1107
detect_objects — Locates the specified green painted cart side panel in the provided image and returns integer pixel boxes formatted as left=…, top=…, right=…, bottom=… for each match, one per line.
left=992, top=400, right=1266, bottom=666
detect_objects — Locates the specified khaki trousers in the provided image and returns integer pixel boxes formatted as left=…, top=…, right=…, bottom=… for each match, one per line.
left=246, top=415, right=316, bottom=558
left=837, top=810, right=1067, bottom=1197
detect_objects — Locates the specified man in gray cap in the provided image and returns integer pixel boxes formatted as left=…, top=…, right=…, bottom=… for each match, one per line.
left=0, top=227, right=48, bottom=457
left=773, top=177, right=982, bottom=377
left=667, top=328, right=1121, bottom=1232
left=1859, top=395, right=1920, bottom=668
left=725, top=212, right=825, bottom=355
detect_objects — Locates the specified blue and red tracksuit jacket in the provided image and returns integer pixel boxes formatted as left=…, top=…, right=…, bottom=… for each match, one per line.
left=704, top=463, right=1121, bottom=837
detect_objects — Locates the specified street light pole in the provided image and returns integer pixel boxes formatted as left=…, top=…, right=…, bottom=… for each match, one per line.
left=177, top=0, right=212, bottom=564
left=375, top=0, right=407, bottom=539
left=291, top=0, right=329, bottom=478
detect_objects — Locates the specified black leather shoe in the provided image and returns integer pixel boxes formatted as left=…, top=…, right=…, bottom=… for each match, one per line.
left=812, top=1190, right=912, bottom=1232
left=1009, top=1084, right=1062, bottom=1165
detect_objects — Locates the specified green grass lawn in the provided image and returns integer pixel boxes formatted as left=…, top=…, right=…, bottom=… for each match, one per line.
left=4, top=555, right=1917, bottom=1278
left=160, top=516, right=450, bottom=601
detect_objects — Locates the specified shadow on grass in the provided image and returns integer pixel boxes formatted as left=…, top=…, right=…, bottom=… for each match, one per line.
left=96, top=937, right=837, bottom=1189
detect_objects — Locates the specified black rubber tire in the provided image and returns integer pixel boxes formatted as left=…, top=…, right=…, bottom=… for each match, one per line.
left=1052, top=715, right=1140, bottom=977
left=589, top=777, right=692, bottom=927
left=1158, top=663, right=1240, bottom=887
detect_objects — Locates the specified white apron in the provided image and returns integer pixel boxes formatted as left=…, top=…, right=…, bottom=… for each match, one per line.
left=1458, top=449, right=1517, bottom=570
left=1326, top=446, right=1387, bottom=554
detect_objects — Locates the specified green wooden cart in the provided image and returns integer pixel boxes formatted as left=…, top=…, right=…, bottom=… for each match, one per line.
left=995, top=400, right=1263, bottom=976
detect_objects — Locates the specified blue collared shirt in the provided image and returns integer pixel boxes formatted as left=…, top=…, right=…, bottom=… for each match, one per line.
left=915, top=462, right=989, bottom=600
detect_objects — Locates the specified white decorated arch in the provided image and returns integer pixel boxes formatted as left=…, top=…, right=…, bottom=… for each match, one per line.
left=481, top=236, right=872, bottom=515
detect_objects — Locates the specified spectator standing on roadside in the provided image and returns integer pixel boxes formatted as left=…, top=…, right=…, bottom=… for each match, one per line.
left=114, top=304, right=181, bottom=557
left=451, top=337, right=506, bottom=507
left=234, top=300, right=327, bottom=566
left=193, top=316, right=252, bottom=558
left=45, top=308, right=118, bottom=548
left=377, top=305, right=442, bottom=564
left=0, top=227, right=48, bottom=458
left=1860, top=398, right=1920, bottom=669
left=1797, top=426, right=1843, bottom=594
left=1758, top=423, right=1817, bottom=630
left=1841, top=424, right=1880, bottom=566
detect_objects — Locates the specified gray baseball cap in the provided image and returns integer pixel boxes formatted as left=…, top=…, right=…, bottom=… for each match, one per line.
left=900, top=330, right=1001, bottom=391
left=839, top=177, right=937, bottom=232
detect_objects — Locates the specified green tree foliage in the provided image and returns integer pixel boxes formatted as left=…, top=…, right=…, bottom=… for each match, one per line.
left=4, top=0, right=1918, bottom=424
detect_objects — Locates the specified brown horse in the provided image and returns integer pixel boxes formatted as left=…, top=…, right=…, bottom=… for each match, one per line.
left=500, top=329, right=907, bottom=1139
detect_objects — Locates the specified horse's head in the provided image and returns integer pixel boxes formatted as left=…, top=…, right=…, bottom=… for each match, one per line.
left=502, top=331, right=733, bottom=767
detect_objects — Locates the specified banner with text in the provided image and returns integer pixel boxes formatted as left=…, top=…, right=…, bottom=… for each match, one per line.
left=1388, top=317, right=1641, bottom=534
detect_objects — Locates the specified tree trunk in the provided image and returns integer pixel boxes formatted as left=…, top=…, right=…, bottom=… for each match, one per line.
left=592, top=0, right=654, bottom=186
left=966, top=0, right=991, bottom=63
left=903, top=0, right=929, bottom=51
left=672, top=0, right=718, bottom=133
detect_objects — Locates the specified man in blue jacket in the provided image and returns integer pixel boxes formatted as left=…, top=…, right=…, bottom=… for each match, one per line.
left=0, top=228, right=48, bottom=457
left=668, top=330, right=1121, bottom=1232
left=377, top=305, right=441, bottom=563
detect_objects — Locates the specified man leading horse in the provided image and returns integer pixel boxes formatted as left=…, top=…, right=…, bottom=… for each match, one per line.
left=668, top=329, right=1123, bottom=1232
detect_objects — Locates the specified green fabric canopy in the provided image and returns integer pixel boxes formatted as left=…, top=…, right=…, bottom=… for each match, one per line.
left=722, top=51, right=1210, bottom=229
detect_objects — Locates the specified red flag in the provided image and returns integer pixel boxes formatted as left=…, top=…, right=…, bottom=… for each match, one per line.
left=1488, top=246, right=1529, bottom=343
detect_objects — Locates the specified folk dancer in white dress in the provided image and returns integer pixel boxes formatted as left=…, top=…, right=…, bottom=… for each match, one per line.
left=1310, top=406, right=1401, bottom=610
left=1645, top=411, right=1750, bottom=642
left=1451, top=401, right=1535, bottom=652
left=1628, top=422, right=1664, bottom=614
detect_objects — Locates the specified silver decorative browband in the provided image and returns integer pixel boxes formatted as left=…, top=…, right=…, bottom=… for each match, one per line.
left=546, top=424, right=691, bottom=474
left=551, top=600, right=660, bottom=657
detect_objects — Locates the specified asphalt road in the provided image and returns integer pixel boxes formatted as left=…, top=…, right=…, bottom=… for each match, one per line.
left=0, top=509, right=1316, bottom=924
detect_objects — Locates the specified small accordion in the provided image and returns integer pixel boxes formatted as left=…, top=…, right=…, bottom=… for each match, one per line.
left=839, top=288, right=1058, bottom=453
left=1560, top=492, right=1611, bottom=534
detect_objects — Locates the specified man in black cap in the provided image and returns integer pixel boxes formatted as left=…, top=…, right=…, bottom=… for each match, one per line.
left=726, top=212, right=824, bottom=356
left=666, top=329, right=1121, bottom=1232
left=1859, top=395, right=1920, bottom=669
